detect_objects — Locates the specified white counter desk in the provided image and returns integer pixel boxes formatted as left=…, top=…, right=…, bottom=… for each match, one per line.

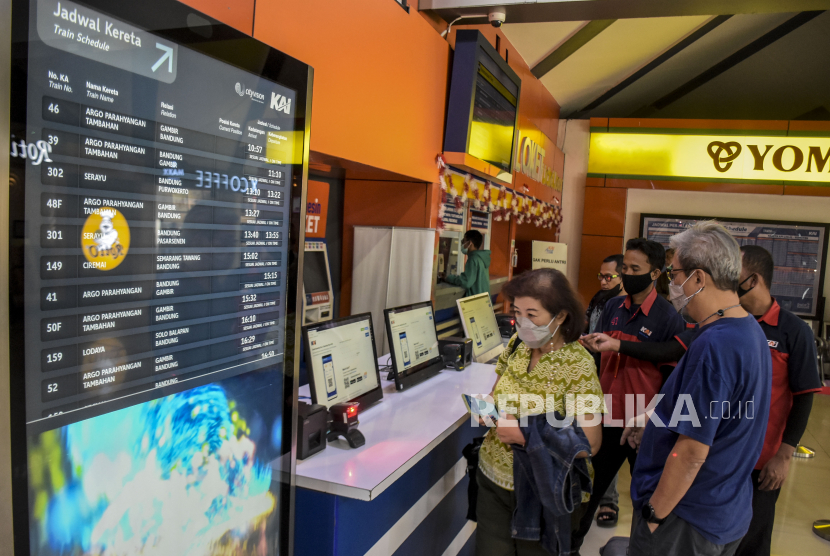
left=293, top=356, right=497, bottom=556
left=296, top=357, right=497, bottom=501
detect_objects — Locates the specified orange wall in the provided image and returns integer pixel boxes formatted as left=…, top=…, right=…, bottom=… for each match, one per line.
left=252, top=0, right=451, bottom=184
left=577, top=235, right=624, bottom=305
left=339, top=180, right=431, bottom=316
left=577, top=180, right=627, bottom=304
left=490, top=218, right=511, bottom=278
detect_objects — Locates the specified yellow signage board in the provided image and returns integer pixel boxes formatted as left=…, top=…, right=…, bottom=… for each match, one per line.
left=588, top=133, right=830, bottom=183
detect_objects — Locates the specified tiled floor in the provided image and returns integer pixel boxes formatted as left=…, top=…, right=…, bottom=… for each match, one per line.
left=580, top=393, right=830, bottom=556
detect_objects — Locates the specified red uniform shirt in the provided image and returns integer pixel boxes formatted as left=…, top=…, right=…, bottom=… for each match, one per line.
left=754, top=299, right=823, bottom=469
left=598, top=288, right=686, bottom=422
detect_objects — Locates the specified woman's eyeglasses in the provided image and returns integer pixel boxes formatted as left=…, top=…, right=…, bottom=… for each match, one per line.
left=597, top=273, right=620, bottom=282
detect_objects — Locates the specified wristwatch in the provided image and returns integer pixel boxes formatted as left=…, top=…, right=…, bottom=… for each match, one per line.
left=642, top=501, right=667, bottom=525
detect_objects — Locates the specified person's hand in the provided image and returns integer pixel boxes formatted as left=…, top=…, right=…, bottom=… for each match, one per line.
left=496, top=413, right=526, bottom=446
left=758, top=452, right=791, bottom=491
left=578, top=334, right=597, bottom=351
left=589, top=333, right=620, bottom=353
left=621, top=414, right=647, bottom=451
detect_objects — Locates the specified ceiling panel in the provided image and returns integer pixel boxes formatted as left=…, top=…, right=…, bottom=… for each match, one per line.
left=538, top=15, right=712, bottom=112
left=650, top=11, right=830, bottom=120
left=584, top=12, right=796, bottom=116
left=500, top=20, right=588, bottom=68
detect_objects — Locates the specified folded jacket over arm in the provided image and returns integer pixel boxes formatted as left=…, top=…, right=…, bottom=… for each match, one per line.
left=511, top=412, right=593, bottom=556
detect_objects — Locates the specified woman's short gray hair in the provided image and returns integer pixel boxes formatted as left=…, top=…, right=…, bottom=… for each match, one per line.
left=669, top=220, right=741, bottom=291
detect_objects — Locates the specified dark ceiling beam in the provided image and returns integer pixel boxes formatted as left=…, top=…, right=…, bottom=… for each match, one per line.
left=420, top=0, right=830, bottom=24
left=530, top=20, right=615, bottom=78
left=567, top=15, right=732, bottom=117
left=646, top=10, right=824, bottom=112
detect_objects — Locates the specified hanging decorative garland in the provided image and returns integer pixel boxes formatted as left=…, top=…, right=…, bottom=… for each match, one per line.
left=436, top=160, right=563, bottom=229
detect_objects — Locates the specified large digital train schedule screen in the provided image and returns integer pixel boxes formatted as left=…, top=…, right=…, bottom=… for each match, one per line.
left=9, top=0, right=312, bottom=554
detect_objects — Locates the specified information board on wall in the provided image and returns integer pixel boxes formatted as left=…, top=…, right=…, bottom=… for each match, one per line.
left=442, top=199, right=465, bottom=232
left=470, top=209, right=490, bottom=232
left=641, top=215, right=828, bottom=318
left=10, top=0, right=311, bottom=553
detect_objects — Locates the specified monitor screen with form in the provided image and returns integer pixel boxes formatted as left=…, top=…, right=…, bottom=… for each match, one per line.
left=304, top=313, right=383, bottom=409
left=385, top=302, right=442, bottom=380
left=456, top=293, right=503, bottom=363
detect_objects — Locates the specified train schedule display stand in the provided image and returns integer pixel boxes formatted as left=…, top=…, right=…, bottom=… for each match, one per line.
left=7, top=0, right=313, bottom=553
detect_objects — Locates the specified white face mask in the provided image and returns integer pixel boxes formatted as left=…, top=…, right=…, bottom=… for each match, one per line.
left=669, top=271, right=704, bottom=316
left=516, top=315, right=560, bottom=349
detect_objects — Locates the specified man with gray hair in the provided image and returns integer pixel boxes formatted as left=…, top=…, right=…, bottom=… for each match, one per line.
left=624, top=221, right=772, bottom=556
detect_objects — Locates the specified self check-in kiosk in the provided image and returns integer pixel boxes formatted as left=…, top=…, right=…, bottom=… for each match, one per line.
left=302, top=240, right=334, bottom=324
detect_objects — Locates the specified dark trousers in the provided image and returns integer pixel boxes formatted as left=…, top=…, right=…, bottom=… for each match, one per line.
left=734, top=469, right=781, bottom=556
left=572, top=426, right=637, bottom=550
left=630, top=512, right=742, bottom=556
left=475, top=468, right=551, bottom=556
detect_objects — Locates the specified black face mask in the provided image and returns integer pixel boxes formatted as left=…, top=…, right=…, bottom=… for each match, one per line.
left=621, top=272, right=654, bottom=296
left=597, top=283, right=622, bottom=302
left=737, top=274, right=755, bottom=298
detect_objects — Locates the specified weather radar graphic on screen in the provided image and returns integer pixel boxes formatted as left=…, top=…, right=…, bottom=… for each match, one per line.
left=9, top=0, right=311, bottom=554
left=28, top=372, right=283, bottom=555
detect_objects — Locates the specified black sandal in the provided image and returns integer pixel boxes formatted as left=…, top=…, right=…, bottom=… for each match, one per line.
left=596, top=503, right=619, bottom=528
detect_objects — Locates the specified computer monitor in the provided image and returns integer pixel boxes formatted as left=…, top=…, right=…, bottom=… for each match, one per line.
left=456, top=293, right=504, bottom=363
left=384, top=301, right=445, bottom=391
left=303, top=313, right=384, bottom=409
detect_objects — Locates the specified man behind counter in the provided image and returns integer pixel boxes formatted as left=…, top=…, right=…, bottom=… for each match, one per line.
left=441, top=230, right=491, bottom=297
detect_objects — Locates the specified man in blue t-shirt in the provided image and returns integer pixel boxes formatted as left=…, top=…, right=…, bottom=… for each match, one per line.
left=625, top=221, right=772, bottom=556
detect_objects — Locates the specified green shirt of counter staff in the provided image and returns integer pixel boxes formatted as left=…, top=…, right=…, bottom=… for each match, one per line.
left=442, top=230, right=491, bottom=297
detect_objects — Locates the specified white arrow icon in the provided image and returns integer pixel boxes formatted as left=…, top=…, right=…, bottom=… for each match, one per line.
left=152, top=43, right=174, bottom=73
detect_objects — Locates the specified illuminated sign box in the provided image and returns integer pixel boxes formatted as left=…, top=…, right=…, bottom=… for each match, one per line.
left=588, top=133, right=830, bottom=184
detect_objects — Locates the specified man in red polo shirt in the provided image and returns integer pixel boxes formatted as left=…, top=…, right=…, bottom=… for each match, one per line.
left=573, top=238, right=685, bottom=551
left=733, top=245, right=823, bottom=556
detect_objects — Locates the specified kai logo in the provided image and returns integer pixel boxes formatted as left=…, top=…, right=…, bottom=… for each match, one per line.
left=81, top=208, right=130, bottom=270
left=768, top=340, right=779, bottom=349
left=271, top=93, right=291, bottom=114
left=640, top=326, right=653, bottom=337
